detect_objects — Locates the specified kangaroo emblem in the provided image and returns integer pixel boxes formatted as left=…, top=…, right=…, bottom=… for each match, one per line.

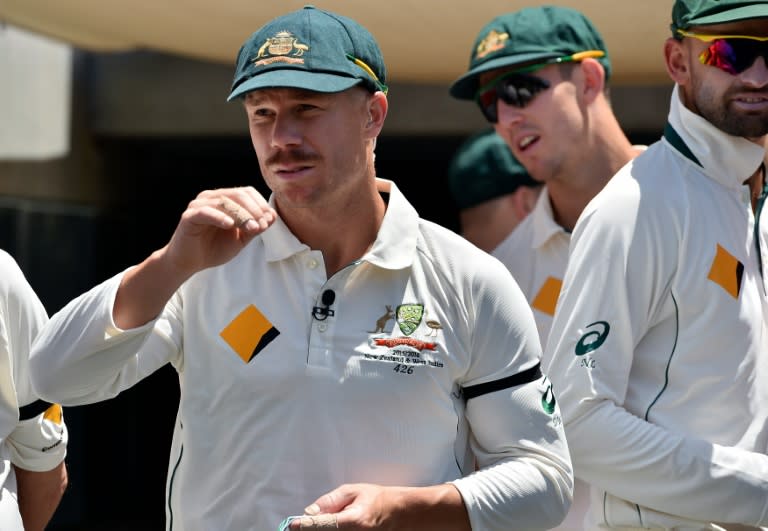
left=368, top=305, right=394, bottom=333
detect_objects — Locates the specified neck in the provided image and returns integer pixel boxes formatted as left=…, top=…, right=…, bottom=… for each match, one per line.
left=460, top=197, right=522, bottom=253
left=548, top=113, right=640, bottom=231
left=279, top=179, right=386, bottom=276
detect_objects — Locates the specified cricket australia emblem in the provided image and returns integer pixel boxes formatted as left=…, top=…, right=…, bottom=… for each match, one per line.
left=254, top=31, right=309, bottom=66
left=396, top=303, right=424, bottom=336
left=475, top=30, right=509, bottom=59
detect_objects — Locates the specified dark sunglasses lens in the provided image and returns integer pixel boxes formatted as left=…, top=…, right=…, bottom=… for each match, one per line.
left=498, top=76, right=550, bottom=108
left=478, top=88, right=499, bottom=122
left=703, top=38, right=768, bottom=74
left=476, top=74, right=550, bottom=123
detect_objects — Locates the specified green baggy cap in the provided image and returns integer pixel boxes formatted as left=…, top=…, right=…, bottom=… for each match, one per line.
left=450, top=5, right=611, bottom=100
left=672, top=0, right=768, bottom=35
left=228, top=5, right=387, bottom=101
left=448, top=129, right=540, bottom=210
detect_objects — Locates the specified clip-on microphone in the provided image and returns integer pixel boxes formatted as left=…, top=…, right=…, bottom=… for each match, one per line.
left=311, top=289, right=336, bottom=321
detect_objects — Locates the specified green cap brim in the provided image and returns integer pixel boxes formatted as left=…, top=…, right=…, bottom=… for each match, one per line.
left=673, top=3, right=768, bottom=30
left=449, top=51, right=562, bottom=100
left=227, top=69, right=363, bottom=101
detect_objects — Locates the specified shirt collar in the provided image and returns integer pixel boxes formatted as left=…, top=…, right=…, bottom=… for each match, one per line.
left=666, top=84, right=765, bottom=190
left=261, top=208, right=306, bottom=263
left=530, top=187, right=568, bottom=249
left=261, top=178, right=418, bottom=270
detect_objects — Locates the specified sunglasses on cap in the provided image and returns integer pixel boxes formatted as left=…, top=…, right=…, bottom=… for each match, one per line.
left=677, top=30, right=768, bottom=75
left=474, top=50, right=606, bottom=123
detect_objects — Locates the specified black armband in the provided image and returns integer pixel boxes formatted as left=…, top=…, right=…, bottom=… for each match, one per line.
left=462, top=363, right=542, bottom=400
left=19, top=400, right=53, bottom=420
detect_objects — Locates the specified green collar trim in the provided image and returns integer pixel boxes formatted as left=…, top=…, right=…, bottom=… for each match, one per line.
left=753, top=163, right=767, bottom=284
left=663, top=123, right=702, bottom=167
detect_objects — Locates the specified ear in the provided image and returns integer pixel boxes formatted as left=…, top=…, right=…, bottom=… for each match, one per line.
left=364, top=91, right=388, bottom=139
left=510, top=186, right=541, bottom=222
left=577, top=58, right=605, bottom=103
left=664, top=37, right=690, bottom=85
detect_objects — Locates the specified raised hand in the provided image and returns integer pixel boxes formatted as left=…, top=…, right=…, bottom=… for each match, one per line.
left=163, top=186, right=276, bottom=277
left=113, top=186, right=276, bottom=329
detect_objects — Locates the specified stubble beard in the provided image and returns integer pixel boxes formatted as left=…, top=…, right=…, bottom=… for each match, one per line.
left=695, top=82, right=768, bottom=138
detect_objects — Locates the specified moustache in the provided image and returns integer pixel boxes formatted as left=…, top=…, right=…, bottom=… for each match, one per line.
left=727, top=86, right=768, bottom=99
left=264, top=150, right=321, bottom=166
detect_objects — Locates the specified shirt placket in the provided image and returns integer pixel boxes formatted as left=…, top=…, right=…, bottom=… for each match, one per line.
left=306, top=259, right=358, bottom=369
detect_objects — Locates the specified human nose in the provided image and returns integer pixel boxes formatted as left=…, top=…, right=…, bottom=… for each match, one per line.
left=495, top=99, right=526, bottom=129
left=270, top=114, right=302, bottom=148
left=740, top=56, right=768, bottom=89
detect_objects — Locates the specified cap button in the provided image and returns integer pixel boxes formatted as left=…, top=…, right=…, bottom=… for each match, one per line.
left=303, top=5, right=316, bottom=9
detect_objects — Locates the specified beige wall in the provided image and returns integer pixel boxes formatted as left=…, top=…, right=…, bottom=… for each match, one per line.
left=0, top=49, right=673, bottom=204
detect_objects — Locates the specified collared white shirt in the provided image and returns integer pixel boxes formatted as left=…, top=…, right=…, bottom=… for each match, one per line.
left=545, top=85, right=768, bottom=529
left=493, top=187, right=570, bottom=344
left=31, top=179, right=572, bottom=531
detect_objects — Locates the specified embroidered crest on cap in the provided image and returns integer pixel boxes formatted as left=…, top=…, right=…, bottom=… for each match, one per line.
left=254, top=31, right=310, bottom=67
left=475, top=30, right=509, bottom=60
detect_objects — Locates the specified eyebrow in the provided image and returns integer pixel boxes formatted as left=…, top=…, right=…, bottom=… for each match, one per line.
left=245, top=88, right=332, bottom=107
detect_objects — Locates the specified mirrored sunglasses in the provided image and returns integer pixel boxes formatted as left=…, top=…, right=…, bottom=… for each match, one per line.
left=677, top=30, right=768, bottom=75
left=475, top=73, right=551, bottom=123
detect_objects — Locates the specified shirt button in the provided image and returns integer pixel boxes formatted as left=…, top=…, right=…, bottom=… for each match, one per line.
left=308, top=259, right=319, bottom=269
left=318, top=323, right=328, bottom=332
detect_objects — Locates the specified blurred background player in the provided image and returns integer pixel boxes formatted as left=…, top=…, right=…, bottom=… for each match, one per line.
left=447, top=128, right=542, bottom=253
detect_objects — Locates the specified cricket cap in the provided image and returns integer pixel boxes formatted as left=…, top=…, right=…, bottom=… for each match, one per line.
left=672, top=0, right=768, bottom=35
left=448, top=129, right=540, bottom=210
left=450, top=5, right=611, bottom=99
left=228, top=5, right=387, bottom=101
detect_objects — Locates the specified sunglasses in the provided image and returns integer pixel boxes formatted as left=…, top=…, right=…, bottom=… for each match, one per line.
left=475, top=73, right=551, bottom=122
left=474, top=50, right=606, bottom=123
left=677, top=30, right=768, bottom=75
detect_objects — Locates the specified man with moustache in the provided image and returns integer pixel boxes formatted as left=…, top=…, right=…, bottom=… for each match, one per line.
left=28, top=6, right=572, bottom=531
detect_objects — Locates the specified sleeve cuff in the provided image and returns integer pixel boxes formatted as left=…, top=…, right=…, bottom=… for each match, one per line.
left=6, top=405, right=68, bottom=472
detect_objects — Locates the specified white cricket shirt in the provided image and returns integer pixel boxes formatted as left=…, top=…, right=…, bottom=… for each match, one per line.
left=493, top=187, right=569, bottom=347
left=492, top=188, right=592, bottom=531
left=0, top=250, right=68, bottom=530
left=31, top=179, right=572, bottom=531
left=545, top=85, right=768, bottom=529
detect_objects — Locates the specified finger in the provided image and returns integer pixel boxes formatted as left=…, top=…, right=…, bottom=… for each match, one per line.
left=213, top=188, right=276, bottom=230
left=180, top=202, right=241, bottom=231
left=241, top=185, right=274, bottom=214
left=307, top=486, right=357, bottom=515
left=216, top=196, right=254, bottom=228
left=213, top=186, right=273, bottom=217
left=237, top=186, right=277, bottom=229
left=298, top=514, right=338, bottom=529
